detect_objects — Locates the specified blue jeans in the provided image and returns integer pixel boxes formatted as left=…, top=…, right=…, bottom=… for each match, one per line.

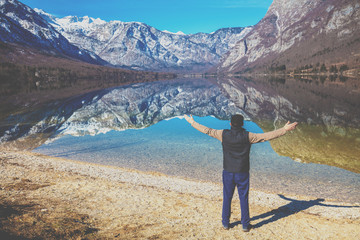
left=222, top=170, right=250, bottom=229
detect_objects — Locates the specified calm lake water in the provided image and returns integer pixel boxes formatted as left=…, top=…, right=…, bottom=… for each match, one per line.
left=1, top=77, right=359, bottom=203
left=35, top=115, right=360, bottom=203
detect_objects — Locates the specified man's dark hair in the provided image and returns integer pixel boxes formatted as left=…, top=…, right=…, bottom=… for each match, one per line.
left=231, top=114, right=244, bottom=127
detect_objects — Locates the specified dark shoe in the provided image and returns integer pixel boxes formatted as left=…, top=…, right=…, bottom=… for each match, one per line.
left=242, top=224, right=252, bottom=232
left=222, top=223, right=230, bottom=230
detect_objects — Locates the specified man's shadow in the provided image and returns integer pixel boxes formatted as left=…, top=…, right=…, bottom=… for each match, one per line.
left=232, top=194, right=359, bottom=229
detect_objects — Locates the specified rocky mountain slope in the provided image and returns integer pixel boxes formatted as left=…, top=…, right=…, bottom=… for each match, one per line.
left=35, top=9, right=252, bottom=72
left=1, top=0, right=254, bottom=72
left=0, top=0, right=106, bottom=65
left=217, top=0, right=360, bottom=74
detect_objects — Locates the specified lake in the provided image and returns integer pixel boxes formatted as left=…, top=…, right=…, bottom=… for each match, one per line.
left=1, top=77, right=360, bottom=203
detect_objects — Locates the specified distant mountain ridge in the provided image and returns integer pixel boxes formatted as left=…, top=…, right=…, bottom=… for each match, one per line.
left=0, top=0, right=254, bottom=72
left=217, top=0, right=360, bottom=74
left=4, top=0, right=356, bottom=75
left=0, top=0, right=106, bottom=65
left=34, top=8, right=252, bottom=72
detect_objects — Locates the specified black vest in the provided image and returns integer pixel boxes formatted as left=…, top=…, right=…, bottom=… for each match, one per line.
left=222, top=127, right=251, bottom=173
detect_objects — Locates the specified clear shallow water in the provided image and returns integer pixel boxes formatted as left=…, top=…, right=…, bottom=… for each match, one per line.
left=1, top=76, right=358, bottom=203
left=35, top=116, right=360, bottom=203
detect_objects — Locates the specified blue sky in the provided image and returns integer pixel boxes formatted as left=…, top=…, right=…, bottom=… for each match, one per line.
left=20, top=0, right=273, bottom=34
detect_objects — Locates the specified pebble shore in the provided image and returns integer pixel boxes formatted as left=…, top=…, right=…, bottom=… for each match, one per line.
left=1, top=150, right=359, bottom=239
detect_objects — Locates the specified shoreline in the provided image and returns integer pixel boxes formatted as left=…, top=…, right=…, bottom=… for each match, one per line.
left=34, top=141, right=360, bottom=204
left=12, top=149, right=360, bottom=205
left=1, top=150, right=359, bottom=239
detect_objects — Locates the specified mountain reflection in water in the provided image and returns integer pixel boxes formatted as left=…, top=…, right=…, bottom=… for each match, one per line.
left=0, top=77, right=359, bottom=202
left=0, top=78, right=244, bottom=148
left=217, top=76, right=360, bottom=173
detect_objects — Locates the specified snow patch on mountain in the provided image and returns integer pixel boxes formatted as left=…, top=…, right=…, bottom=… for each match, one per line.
left=162, top=30, right=186, bottom=35
left=0, top=0, right=106, bottom=65
left=34, top=9, right=252, bottom=72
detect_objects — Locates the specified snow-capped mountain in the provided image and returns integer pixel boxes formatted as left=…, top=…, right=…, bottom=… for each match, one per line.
left=217, top=0, right=360, bottom=73
left=35, top=9, right=252, bottom=72
left=1, top=0, right=252, bottom=71
left=0, top=0, right=106, bottom=65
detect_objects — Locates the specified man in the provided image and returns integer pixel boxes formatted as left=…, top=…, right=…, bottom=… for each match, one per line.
left=184, top=114, right=297, bottom=232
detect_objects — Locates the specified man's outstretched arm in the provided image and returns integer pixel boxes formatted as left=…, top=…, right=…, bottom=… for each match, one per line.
left=249, top=121, right=298, bottom=144
left=184, top=115, right=223, bottom=142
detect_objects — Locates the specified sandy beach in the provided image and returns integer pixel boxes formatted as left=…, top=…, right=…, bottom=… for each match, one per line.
left=0, top=150, right=359, bottom=239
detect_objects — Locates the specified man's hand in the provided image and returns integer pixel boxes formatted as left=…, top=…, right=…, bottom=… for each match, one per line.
left=284, top=121, right=298, bottom=131
left=184, top=114, right=195, bottom=124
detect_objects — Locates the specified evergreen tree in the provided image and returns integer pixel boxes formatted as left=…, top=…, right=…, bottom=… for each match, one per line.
left=320, top=64, right=327, bottom=72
